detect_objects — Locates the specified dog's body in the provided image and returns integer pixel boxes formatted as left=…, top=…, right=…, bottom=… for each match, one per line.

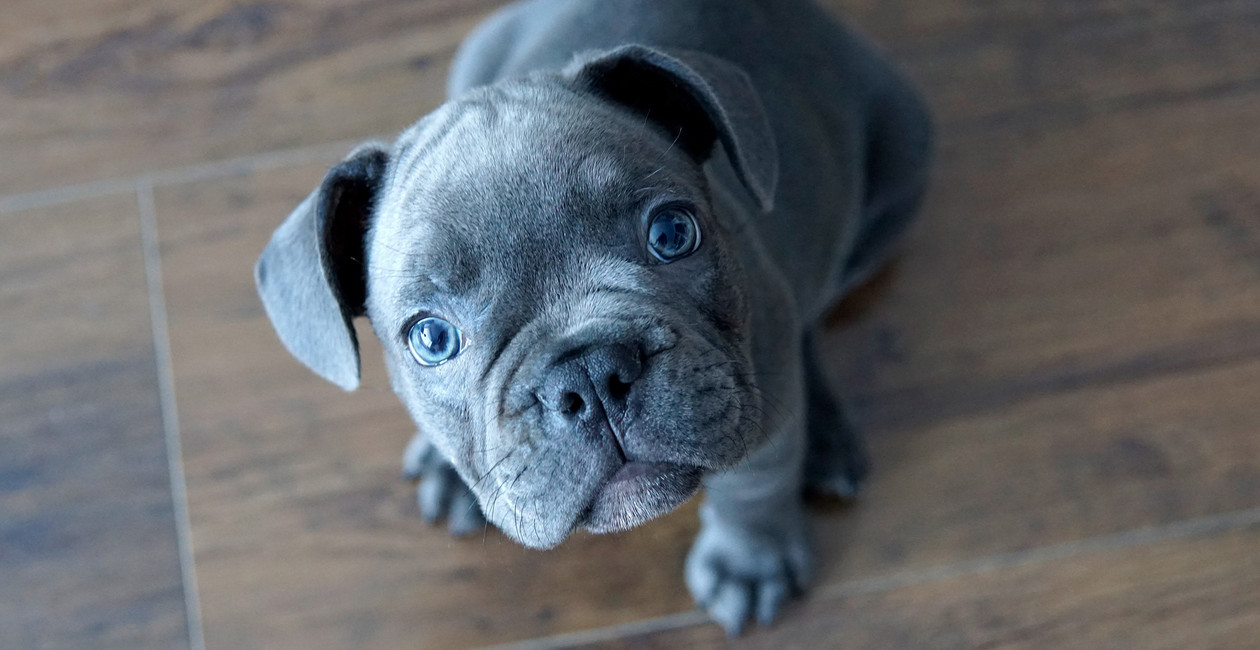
left=256, top=0, right=930, bottom=634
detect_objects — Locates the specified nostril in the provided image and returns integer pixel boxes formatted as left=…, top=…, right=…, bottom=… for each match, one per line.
left=559, top=391, right=585, bottom=417
left=608, top=375, right=631, bottom=401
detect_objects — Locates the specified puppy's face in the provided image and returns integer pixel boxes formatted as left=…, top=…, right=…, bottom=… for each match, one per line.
left=365, top=78, right=762, bottom=548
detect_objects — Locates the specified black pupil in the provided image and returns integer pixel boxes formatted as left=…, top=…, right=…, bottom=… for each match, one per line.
left=649, top=210, right=695, bottom=260
left=420, top=321, right=450, bottom=354
left=409, top=316, right=461, bottom=366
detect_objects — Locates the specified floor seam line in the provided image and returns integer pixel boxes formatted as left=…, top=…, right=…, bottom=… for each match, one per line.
left=0, top=135, right=382, bottom=215
left=484, top=505, right=1260, bottom=649
left=137, top=178, right=206, bottom=650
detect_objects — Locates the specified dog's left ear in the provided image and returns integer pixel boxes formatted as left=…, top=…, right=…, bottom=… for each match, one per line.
left=565, top=45, right=779, bottom=212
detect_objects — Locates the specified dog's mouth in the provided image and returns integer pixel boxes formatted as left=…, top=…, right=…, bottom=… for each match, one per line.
left=578, top=461, right=704, bottom=534
left=476, top=315, right=754, bottom=547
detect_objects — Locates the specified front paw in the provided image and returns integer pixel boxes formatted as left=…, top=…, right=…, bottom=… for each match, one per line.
left=401, top=431, right=486, bottom=536
left=684, top=504, right=814, bottom=636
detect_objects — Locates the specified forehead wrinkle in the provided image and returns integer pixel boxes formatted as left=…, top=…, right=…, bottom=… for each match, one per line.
left=392, top=87, right=525, bottom=199
left=368, top=221, right=485, bottom=313
left=563, top=124, right=705, bottom=214
left=415, top=87, right=688, bottom=220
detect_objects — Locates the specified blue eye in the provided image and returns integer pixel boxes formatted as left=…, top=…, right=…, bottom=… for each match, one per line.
left=647, top=206, right=701, bottom=262
left=407, top=317, right=463, bottom=366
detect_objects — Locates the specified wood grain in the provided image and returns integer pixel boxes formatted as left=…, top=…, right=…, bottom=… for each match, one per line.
left=3, top=0, right=1256, bottom=197
left=585, top=521, right=1260, bottom=649
left=824, top=83, right=1260, bottom=432
left=811, top=353, right=1260, bottom=586
left=830, top=0, right=1260, bottom=133
left=5, top=0, right=1259, bottom=646
left=0, top=0, right=507, bottom=195
left=0, top=195, right=189, bottom=648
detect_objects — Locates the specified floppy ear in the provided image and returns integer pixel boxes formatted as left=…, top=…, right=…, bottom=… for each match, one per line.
left=254, top=143, right=389, bottom=391
left=564, top=45, right=778, bottom=212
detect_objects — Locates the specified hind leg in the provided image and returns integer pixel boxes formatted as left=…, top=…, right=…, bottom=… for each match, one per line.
left=837, top=77, right=934, bottom=296
left=801, top=81, right=929, bottom=493
left=802, top=331, right=868, bottom=498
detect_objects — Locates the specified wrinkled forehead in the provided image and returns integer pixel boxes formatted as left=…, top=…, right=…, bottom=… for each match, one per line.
left=386, top=80, right=698, bottom=222
left=367, top=80, right=703, bottom=310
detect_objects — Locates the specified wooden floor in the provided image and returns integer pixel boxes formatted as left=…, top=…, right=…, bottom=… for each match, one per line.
left=3, top=0, right=1259, bottom=648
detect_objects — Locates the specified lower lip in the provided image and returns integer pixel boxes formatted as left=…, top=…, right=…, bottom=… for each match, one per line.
left=582, top=462, right=703, bottom=534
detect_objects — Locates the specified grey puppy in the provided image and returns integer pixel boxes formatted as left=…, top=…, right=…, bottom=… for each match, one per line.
left=255, top=0, right=930, bottom=635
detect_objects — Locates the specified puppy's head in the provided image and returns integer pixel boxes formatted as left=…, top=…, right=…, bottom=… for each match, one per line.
left=256, top=46, right=778, bottom=548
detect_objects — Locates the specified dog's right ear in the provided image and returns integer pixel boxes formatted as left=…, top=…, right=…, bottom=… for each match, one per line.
left=564, top=45, right=778, bottom=212
left=254, top=143, right=389, bottom=392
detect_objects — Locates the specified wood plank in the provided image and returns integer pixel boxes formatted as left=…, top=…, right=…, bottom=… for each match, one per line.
left=825, top=0, right=1260, bottom=133
left=824, top=61, right=1260, bottom=433
left=2, top=0, right=1256, bottom=198
left=0, top=0, right=506, bottom=195
left=819, top=0, right=1260, bottom=430
left=813, top=353, right=1260, bottom=585
left=0, top=195, right=189, bottom=648
left=588, top=518, right=1260, bottom=649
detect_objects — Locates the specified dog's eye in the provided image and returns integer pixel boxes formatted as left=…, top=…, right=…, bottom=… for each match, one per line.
left=647, top=206, right=701, bottom=262
left=407, top=316, right=463, bottom=366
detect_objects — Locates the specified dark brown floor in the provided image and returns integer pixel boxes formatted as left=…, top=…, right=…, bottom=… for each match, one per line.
left=2, top=0, right=1259, bottom=648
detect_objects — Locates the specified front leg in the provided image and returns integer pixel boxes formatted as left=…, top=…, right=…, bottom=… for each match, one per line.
left=401, top=430, right=486, bottom=536
left=685, top=366, right=811, bottom=635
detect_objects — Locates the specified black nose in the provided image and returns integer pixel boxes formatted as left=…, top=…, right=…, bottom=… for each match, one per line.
left=540, top=343, right=644, bottom=423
